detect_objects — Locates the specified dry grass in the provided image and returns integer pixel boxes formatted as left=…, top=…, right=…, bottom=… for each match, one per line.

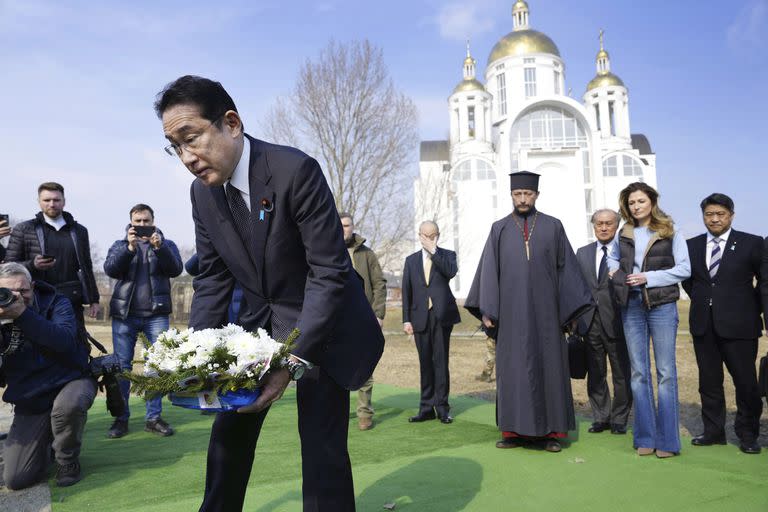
left=85, top=300, right=768, bottom=444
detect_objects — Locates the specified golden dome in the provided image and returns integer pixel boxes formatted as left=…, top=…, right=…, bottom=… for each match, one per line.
left=586, top=72, right=625, bottom=91
left=464, top=55, right=475, bottom=66
left=487, top=29, right=560, bottom=64
left=453, top=78, right=485, bottom=94
left=512, top=0, right=529, bottom=13
left=596, top=49, right=609, bottom=60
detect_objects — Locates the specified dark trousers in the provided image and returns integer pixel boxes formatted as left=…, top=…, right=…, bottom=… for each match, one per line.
left=585, top=311, right=632, bottom=426
left=2, top=377, right=97, bottom=490
left=693, top=310, right=763, bottom=442
left=199, top=367, right=354, bottom=512
left=414, top=308, right=452, bottom=417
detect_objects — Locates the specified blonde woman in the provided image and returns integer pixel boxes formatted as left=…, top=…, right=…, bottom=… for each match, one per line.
left=611, top=182, right=690, bottom=458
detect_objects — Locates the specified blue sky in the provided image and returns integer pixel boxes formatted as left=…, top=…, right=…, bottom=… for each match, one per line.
left=2, top=0, right=767, bottom=256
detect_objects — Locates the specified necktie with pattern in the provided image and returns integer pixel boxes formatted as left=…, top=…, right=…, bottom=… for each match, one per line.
left=709, top=237, right=721, bottom=279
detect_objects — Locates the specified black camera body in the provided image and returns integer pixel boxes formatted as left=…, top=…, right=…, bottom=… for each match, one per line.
left=0, top=287, right=16, bottom=308
left=90, top=353, right=126, bottom=418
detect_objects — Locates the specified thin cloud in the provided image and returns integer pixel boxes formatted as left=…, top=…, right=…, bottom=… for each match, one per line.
left=726, top=0, right=768, bottom=50
left=434, top=1, right=497, bottom=41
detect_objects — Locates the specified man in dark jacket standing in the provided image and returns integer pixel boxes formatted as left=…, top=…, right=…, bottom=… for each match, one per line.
left=682, top=193, right=765, bottom=454
left=103, top=204, right=183, bottom=439
left=340, top=212, right=386, bottom=431
left=0, top=262, right=96, bottom=489
left=402, top=220, right=460, bottom=424
left=5, top=182, right=101, bottom=332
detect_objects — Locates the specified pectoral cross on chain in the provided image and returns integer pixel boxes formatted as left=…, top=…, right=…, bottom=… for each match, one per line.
left=513, top=212, right=537, bottom=261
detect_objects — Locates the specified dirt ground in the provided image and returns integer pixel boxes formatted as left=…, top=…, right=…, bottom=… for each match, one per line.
left=84, top=321, right=768, bottom=444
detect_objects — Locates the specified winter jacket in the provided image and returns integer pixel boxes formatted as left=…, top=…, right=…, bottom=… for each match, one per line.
left=1, top=281, right=90, bottom=414
left=104, top=227, right=183, bottom=319
left=347, top=234, right=387, bottom=319
left=5, top=211, right=100, bottom=305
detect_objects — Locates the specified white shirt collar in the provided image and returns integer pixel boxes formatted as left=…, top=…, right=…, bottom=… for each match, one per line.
left=43, top=214, right=66, bottom=231
left=707, top=228, right=731, bottom=244
left=228, top=136, right=251, bottom=196
left=422, top=248, right=432, bottom=260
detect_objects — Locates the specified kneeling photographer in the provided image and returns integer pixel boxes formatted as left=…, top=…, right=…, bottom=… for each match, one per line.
left=0, top=262, right=96, bottom=489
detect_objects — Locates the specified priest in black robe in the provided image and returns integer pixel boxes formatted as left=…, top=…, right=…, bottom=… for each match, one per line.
left=465, top=171, right=593, bottom=452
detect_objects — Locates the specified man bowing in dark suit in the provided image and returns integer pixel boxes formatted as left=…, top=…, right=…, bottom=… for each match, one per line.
left=402, top=221, right=460, bottom=424
left=682, top=193, right=765, bottom=455
left=155, top=75, right=384, bottom=511
left=576, top=209, right=632, bottom=435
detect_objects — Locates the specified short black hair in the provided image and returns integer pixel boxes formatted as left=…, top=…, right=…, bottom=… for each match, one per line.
left=129, top=203, right=155, bottom=219
left=154, top=75, right=240, bottom=127
left=700, top=193, right=734, bottom=213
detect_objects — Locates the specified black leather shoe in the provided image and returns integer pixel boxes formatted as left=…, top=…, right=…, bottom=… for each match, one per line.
left=588, top=422, right=610, bottom=433
left=496, top=438, right=521, bottom=449
left=610, top=424, right=627, bottom=435
left=408, top=411, right=436, bottom=423
left=56, top=461, right=82, bottom=487
left=739, top=440, right=761, bottom=454
left=438, top=415, right=453, bottom=424
left=691, top=434, right=726, bottom=446
left=145, top=417, right=175, bottom=437
left=544, top=440, right=562, bottom=453
left=107, top=420, right=128, bottom=439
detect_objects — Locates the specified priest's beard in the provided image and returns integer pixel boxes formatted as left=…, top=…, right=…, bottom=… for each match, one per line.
left=514, top=206, right=536, bottom=218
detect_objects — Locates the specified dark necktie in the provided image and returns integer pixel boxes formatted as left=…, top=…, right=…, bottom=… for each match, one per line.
left=226, top=183, right=254, bottom=257
left=709, top=237, right=721, bottom=279
left=598, top=245, right=608, bottom=281
left=523, top=217, right=529, bottom=241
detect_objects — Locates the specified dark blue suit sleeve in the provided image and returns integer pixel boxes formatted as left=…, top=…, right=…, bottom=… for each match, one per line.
left=290, top=157, right=350, bottom=362
left=431, top=248, right=457, bottom=279
left=402, top=257, right=412, bottom=324
left=189, top=184, right=235, bottom=330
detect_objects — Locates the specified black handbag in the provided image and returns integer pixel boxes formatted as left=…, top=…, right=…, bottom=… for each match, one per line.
left=758, top=352, right=768, bottom=398
left=567, top=333, right=588, bottom=379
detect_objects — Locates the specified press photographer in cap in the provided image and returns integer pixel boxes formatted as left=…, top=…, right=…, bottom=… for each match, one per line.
left=0, top=262, right=96, bottom=489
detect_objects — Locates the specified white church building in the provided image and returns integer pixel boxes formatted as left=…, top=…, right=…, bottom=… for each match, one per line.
left=415, top=0, right=657, bottom=298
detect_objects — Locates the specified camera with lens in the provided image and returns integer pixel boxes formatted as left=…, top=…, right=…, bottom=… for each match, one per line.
left=0, top=287, right=16, bottom=308
left=89, top=353, right=127, bottom=418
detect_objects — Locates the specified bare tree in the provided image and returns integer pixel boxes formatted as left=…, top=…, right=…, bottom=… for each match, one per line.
left=263, top=39, right=419, bottom=267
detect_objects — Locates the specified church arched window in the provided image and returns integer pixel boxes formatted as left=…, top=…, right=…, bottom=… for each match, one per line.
left=622, top=155, right=643, bottom=176
left=452, top=160, right=472, bottom=180
left=476, top=160, right=496, bottom=180
left=511, top=107, right=588, bottom=150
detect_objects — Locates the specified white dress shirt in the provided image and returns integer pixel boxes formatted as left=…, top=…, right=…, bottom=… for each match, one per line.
left=595, top=239, right=619, bottom=277
left=227, top=137, right=251, bottom=210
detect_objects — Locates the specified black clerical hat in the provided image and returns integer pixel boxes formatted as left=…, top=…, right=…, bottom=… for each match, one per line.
left=509, top=171, right=540, bottom=191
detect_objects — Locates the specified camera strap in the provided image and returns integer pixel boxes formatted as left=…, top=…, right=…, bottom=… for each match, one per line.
left=0, top=325, right=24, bottom=369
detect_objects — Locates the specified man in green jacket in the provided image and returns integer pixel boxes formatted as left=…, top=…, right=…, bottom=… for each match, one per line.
left=340, top=213, right=386, bottom=430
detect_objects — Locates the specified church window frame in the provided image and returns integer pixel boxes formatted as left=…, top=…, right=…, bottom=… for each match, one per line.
left=510, top=106, right=588, bottom=150
left=524, top=67, right=537, bottom=98
left=496, top=73, right=507, bottom=116
left=602, top=155, right=618, bottom=176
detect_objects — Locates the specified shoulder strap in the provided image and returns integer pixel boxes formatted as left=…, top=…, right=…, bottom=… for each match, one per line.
left=69, top=229, right=83, bottom=271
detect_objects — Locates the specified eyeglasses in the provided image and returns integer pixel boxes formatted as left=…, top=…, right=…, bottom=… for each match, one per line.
left=419, top=232, right=439, bottom=240
left=164, top=116, right=223, bottom=157
left=8, top=288, right=31, bottom=294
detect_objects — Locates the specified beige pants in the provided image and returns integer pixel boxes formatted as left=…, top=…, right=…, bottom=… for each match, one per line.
left=482, top=337, right=496, bottom=375
left=356, top=376, right=374, bottom=419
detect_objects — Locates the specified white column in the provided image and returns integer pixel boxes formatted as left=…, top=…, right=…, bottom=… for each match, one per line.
left=598, top=98, right=610, bottom=138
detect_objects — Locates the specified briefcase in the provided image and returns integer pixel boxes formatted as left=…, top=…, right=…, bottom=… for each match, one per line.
left=567, top=333, right=588, bottom=380
left=758, top=352, right=768, bottom=398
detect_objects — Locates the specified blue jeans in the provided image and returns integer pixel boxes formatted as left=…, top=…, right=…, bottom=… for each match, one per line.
left=112, top=315, right=170, bottom=422
left=621, top=292, right=681, bottom=453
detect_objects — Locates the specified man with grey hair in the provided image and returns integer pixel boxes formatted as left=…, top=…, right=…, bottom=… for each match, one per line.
left=575, top=209, right=632, bottom=435
left=0, top=262, right=96, bottom=489
left=402, top=220, right=460, bottom=424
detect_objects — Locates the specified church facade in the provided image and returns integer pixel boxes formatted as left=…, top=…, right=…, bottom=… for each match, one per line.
left=415, top=0, right=657, bottom=297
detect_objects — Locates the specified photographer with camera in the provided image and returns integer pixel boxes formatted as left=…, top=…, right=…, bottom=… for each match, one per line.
left=0, top=214, right=11, bottom=262
left=0, top=262, right=96, bottom=489
left=104, top=204, right=182, bottom=439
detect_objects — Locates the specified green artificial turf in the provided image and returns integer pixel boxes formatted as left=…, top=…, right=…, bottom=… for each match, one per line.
left=50, top=385, right=767, bottom=511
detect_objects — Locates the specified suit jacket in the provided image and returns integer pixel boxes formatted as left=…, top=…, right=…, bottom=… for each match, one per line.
left=401, top=248, right=461, bottom=333
left=576, top=242, right=622, bottom=339
left=189, top=135, right=384, bottom=390
left=681, top=229, right=767, bottom=339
